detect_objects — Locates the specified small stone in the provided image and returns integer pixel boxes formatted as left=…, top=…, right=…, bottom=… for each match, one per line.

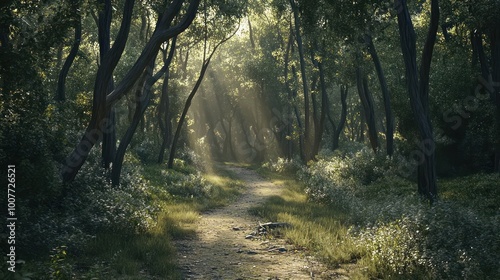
left=245, top=234, right=254, bottom=239
left=233, top=227, right=241, bottom=231
left=247, top=250, right=258, bottom=255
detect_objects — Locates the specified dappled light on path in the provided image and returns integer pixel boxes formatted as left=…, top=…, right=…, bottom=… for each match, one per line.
left=174, top=165, right=339, bottom=279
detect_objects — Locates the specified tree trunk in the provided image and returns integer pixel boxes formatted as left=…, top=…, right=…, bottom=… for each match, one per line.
left=472, top=30, right=491, bottom=82
left=365, top=34, right=394, bottom=156
left=355, top=62, right=379, bottom=153
left=98, top=0, right=117, bottom=170
left=157, top=37, right=177, bottom=164
left=395, top=0, right=438, bottom=200
left=157, top=74, right=173, bottom=163
left=62, top=0, right=134, bottom=182
left=333, top=85, right=348, bottom=151
left=314, top=48, right=328, bottom=157
left=167, top=21, right=236, bottom=168
left=283, top=23, right=303, bottom=160
left=248, top=17, right=255, bottom=49
left=290, top=0, right=312, bottom=162
left=56, top=10, right=81, bottom=101
left=113, top=37, right=176, bottom=183
left=112, top=64, right=153, bottom=186
left=62, top=0, right=200, bottom=182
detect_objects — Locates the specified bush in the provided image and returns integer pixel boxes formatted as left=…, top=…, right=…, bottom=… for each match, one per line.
left=353, top=217, right=425, bottom=278
left=262, top=157, right=301, bottom=174
left=160, top=168, right=214, bottom=199
left=280, top=146, right=500, bottom=279
left=19, top=150, right=159, bottom=257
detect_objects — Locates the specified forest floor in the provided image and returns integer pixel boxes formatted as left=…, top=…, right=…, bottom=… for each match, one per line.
left=174, top=165, right=345, bottom=279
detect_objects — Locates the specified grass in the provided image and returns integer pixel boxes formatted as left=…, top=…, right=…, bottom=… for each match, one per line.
left=439, top=173, right=500, bottom=216
left=250, top=170, right=362, bottom=274
left=68, top=163, right=244, bottom=279
left=252, top=167, right=500, bottom=279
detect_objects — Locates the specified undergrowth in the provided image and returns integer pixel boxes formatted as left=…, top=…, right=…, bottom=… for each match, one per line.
left=1, top=150, right=243, bottom=279
left=257, top=147, right=500, bottom=279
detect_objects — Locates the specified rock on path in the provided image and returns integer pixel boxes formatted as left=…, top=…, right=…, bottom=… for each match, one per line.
left=174, top=165, right=341, bottom=279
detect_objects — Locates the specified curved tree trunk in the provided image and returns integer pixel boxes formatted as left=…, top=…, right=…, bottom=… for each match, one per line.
left=56, top=10, right=81, bottom=101
left=62, top=0, right=135, bottom=182
left=113, top=38, right=176, bottom=185
left=112, top=65, right=153, bottom=186
left=365, top=34, right=394, bottom=156
left=167, top=25, right=236, bottom=169
left=168, top=61, right=210, bottom=168
left=157, top=74, right=173, bottom=164
left=395, top=0, right=439, bottom=201
left=62, top=0, right=200, bottom=182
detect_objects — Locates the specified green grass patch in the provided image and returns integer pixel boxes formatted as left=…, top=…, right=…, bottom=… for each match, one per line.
left=254, top=163, right=500, bottom=279
left=439, top=173, right=500, bottom=216
left=249, top=176, right=361, bottom=273
left=40, top=162, right=245, bottom=279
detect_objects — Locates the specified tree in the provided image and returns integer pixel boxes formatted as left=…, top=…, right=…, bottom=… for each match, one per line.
left=62, top=0, right=201, bottom=182
left=289, top=0, right=313, bottom=162
left=394, top=0, right=439, bottom=200
left=364, top=33, right=394, bottom=156
left=55, top=0, right=82, bottom=102
left=112, top=37, right=177, bottom=185
left=355, top=54, right=379, bottom=153
left=167, top=15, right=240, bottom=168
left=332, top=85, right=348, bottom=151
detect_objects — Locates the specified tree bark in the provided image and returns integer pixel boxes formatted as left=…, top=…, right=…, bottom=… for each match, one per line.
left=364, top=34, right=394, bottom=156
left=395, top=0, right=438, bottom=200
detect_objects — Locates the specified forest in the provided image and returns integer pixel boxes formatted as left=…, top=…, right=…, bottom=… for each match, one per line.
left=0, top=0, right=499, bottom=278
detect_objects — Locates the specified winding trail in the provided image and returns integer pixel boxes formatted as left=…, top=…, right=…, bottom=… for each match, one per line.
left=174, top=165, right=336, bottom=279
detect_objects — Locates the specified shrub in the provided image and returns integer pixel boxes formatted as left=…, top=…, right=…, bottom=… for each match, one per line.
left=279, top=146, right=500, bottom=279
left=19, top=150, right=159, bottom=257
left=262, top=157, right=301, bottom=174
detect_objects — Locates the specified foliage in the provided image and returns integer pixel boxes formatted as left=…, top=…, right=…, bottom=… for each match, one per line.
left=261, top=157, right=301, bottom=174
left=261, top=147, right=500, bottom=279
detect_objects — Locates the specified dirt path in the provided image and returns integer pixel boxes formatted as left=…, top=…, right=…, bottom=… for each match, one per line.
left=174, top=165, right=337, bottom=279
